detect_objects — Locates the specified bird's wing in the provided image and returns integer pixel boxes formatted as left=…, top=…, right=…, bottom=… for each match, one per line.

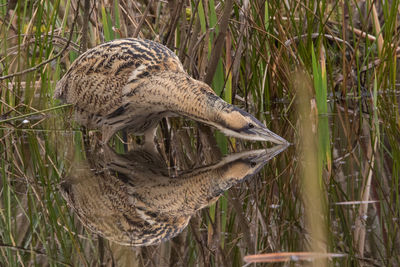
left=54, top=38, right=184, bottom=115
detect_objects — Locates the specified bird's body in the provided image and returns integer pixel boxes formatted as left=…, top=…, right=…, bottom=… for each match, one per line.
left=55, top=38, right=287, bottom=144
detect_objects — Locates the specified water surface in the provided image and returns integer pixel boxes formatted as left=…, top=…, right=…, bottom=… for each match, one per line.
left=0, top=95, right=399, bottom=266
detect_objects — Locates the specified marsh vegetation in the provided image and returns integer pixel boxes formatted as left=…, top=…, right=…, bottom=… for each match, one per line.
left=0, top=0, right=399, bottom=266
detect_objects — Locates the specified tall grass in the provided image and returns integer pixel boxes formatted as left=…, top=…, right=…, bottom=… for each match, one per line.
left=0, top=0, right=399, bottom=266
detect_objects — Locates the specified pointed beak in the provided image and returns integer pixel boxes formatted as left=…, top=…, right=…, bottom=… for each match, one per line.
left=253, top=127, right=289, bottom=145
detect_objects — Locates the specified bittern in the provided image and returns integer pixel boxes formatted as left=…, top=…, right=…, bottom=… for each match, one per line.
left=60, top=143, right=287, bottom=246
left=54, top=38, right=287, bottom=144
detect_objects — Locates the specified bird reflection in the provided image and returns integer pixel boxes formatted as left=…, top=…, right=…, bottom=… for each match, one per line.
left=60, top=144, right=288, bottom=246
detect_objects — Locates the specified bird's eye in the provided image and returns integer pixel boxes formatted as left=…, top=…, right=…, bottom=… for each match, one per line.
left=250, top=161, right=257, bottom=168
left=248, top=123, right=255, bottom=129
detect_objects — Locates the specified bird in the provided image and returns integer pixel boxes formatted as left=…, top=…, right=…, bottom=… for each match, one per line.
left=60, top=143, right=288, bottom=246
left=54, top=38, right=288, bottom=145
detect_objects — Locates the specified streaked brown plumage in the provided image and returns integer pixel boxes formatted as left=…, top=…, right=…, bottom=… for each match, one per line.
left=60, top=144, right=287, bottom=246
left=55, top=38, right=287, bottom=144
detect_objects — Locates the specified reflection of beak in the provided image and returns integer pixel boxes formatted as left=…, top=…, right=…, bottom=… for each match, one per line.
left=251, top=143, right=290, bottom=164
left=223, top=143, right=290, bottom=171
left=253, top=127, right=289, bottom=145
left=234, top=144, right=290, bottom=179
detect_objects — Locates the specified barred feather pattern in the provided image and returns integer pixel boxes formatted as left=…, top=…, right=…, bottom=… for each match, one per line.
left=55, top=38, right=288, bottom=144
left=60, top=145, right=271, bottom=246
left=55, top=38, right=223, bottom=142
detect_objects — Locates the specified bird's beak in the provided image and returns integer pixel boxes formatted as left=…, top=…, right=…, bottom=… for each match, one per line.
left=253, top=127, right=289, bottom=145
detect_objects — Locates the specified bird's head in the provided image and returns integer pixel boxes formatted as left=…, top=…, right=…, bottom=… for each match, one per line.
left=168, top=78, right=288, bottom=144
left=210, top=106, right=288, bottom=144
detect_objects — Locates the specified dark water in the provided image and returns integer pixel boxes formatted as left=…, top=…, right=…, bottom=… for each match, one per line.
left=1, top=97, right=399, bottom=266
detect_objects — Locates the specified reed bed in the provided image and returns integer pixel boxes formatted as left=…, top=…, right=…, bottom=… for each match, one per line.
left=0, top=0, right=399, bottom=266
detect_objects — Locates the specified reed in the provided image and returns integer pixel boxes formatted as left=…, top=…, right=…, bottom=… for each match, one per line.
left=0, top=0, right=399, bottom=266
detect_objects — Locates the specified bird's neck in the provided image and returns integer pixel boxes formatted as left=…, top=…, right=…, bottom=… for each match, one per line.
left=133, top=71, right=231, bottom=125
